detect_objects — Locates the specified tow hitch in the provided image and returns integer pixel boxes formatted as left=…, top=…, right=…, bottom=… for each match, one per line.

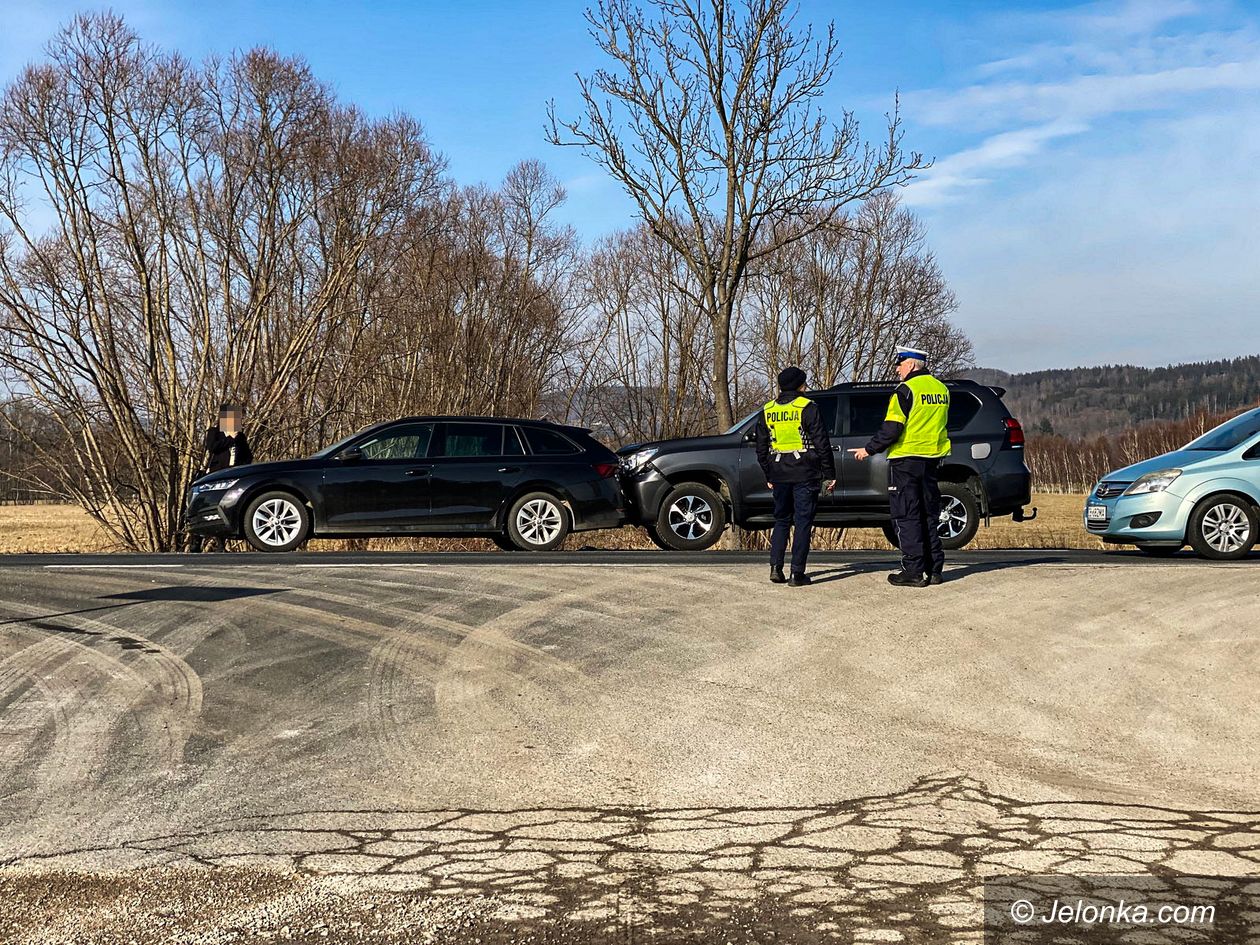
left=1013, top=506, right=1039, bottom=522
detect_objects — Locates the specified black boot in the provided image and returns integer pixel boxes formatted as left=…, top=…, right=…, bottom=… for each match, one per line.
left=788, top=572, right=812, bottom=587
left=927, top=573, right=944, bottom=586
left=888, top=570, right=927, bottom=588
left=770, top=566, right=786, bottom=584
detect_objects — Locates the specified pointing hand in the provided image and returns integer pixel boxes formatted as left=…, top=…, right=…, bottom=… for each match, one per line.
left=848, top=448, right=870, bottom=461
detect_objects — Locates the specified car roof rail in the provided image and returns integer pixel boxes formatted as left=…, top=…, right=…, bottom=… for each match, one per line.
left=825, top=378, right=984, bottom=391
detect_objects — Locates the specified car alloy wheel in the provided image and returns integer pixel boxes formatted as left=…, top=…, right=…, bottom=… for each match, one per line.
left=938, top=494, right=969, bottom=540
left=516, top=498, right=563, bottom=547
left=667, top=494, right=714, bottom=542
left=1200, top=501, right=1252, bottom=554
left=252, top=498, right=303, bottom=547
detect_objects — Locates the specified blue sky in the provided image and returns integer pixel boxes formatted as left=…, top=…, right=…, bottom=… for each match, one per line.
left=2, top=0, right=1257, bottom=372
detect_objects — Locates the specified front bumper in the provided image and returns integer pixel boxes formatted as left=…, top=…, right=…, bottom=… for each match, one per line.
left=185, top=485, right=248, bottom=536
left=618, top=464, right=672, bottom=525
left=1083, top=488, right=1189, bottom=544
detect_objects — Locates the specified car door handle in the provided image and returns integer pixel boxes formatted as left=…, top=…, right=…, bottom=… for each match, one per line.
left=497, top=466, right=521, bottom=474
left=406, top=467, right=432, bottom=477
left=832, top=445, right=843, bottom=452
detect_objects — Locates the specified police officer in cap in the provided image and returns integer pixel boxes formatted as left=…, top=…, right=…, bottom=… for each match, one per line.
left=849, top=346, right=951, bottom=587
left=754, top=366, right=836, bottom=586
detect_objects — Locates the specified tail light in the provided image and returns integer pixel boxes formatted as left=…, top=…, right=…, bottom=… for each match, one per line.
left=1003, top=417, right=1025, bottom=448
left=592, top=462, right=619, bottom=479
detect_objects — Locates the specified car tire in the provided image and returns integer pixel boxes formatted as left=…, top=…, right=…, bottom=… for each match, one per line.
left=243, top=491, right=310, bottom=553
left=644, top=525, right=674, bottom=551
left=881, top=483, right=979, bottom=551
left=938, top=483, right=980, bottom=550
left=1186, top=495, right=1257, bottom=560
left=653, top=482, right=727, bottom=551
left=506, top=492, right=570, bottom=551
left=1135, top=544, right=1181, bottom=557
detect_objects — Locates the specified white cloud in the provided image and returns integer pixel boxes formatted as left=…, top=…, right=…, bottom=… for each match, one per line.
left=931, top=104, right=1260, bottom=370
left=903, top=121, right=1089, bottom=207
left=914, top=59, right=1260, bottom=130
left=901, top=0, right=1260, bottom=368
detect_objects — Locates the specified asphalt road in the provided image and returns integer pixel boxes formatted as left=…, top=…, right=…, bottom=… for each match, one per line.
left=1, top=553, right=1258, bottom=943
left=1, top=547, right=1255, bottom=568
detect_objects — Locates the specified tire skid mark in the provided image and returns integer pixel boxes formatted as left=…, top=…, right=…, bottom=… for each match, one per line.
left=0, top=598, right=205, bottom=776
left=363, top=577, right=647, bottom=771
left=0, top=636, right=132, bottom=822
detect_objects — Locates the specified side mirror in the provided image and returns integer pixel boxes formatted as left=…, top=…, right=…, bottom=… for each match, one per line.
left=339, top=446, right=364, bottom=462
left=743, top=428, right=756, bottom=443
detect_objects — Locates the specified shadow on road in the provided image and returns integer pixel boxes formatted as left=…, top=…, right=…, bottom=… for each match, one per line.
left=100, top=586, right=283, bottom=603
left=806, top=555, right=1069, bottom=585
left=1, top=586, right=284, bottom=653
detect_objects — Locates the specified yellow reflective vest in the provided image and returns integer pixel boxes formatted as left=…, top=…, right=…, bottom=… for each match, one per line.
left=885, top=374, right=951, bottom=459
left=763, top=396, right=812, bottom=453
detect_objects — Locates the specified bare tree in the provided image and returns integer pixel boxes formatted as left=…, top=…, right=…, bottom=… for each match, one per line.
left=574, top=224, right=713, bottom=441
left=0, top=14, right=439, bottom=549
left=549, top=0, right=925, bottom=430
left=742, top=193, right=971, bottom=389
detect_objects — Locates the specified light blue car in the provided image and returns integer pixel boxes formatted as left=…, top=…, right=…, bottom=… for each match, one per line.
left=1085, top=407, right=1260, bottom=559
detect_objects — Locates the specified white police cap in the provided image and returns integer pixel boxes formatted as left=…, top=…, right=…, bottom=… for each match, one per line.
left=894, top=345, right=929, bottom=362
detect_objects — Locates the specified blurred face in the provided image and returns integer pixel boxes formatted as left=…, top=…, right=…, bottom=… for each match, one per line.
left=219, top=410, right=240, bottom=436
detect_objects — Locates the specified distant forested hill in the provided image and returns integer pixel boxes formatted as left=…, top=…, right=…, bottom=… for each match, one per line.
left=961, top=356, right=1260, bottom=438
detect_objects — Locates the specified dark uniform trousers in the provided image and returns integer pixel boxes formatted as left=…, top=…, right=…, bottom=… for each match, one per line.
left=770, top=481, right=819, bottom=575
left=889, top=458, right=945, bottom=577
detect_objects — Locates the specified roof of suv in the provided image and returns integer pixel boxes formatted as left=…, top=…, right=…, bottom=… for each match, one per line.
left=824, top=378, right=1007, bottom=398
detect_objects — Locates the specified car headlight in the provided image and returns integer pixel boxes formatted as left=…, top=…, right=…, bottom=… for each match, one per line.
left=1123, top=469, right=1182, bottom=496
left=621, top=448, right=658, bottom=473
left=193, top=478, right=238, bottom=494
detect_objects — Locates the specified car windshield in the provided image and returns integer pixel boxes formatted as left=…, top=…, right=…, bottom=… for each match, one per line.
left=1183, top=408, right=1260, bottom=452
left=310, top=421, right=391, bottom=459
left=723, top=408, right=761, bottom=435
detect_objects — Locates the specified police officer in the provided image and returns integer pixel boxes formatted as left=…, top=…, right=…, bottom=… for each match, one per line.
left=754, top=366, right=836, bottom=586
left=849, top=346, right=951, bottom=587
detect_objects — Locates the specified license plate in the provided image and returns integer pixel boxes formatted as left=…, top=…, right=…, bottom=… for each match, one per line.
left=1086, top=505, right=1108, bottom=522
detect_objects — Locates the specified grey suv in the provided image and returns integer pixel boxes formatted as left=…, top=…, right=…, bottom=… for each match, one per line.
left=618, top=380, right=1035, bottom=551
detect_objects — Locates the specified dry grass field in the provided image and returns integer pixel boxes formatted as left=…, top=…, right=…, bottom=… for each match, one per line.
left=0, top=493, right=1099, bottom=554
left=0, top=503, right=118, bottom=554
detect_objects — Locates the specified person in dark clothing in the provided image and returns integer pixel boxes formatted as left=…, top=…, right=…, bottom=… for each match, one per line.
left=849, top=345, right=952, bottom=587
left=205, top=404, right=252, bottom=472
left=189, top=404, right=253, bottom=552
left=754, top=366, right=837, bottom=586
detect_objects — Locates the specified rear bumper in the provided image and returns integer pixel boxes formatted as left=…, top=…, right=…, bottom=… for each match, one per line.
left=569, top=476, right=627, bottom=532
left=984, top=451, right=1033, bottom=515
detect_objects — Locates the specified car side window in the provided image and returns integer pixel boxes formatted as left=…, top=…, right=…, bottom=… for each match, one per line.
left=524, top=427, right=579, bottom=455
left=357, top=423, right=434, bottom=461
left=504, top=427, right=526, bottom=456
left=809, top=394, right=839, bottom=436
left=947, top=392, right=982, bottom=432
left=848, top=394, right=890, bottom=437
left=440, top=422, right=507, bottom=458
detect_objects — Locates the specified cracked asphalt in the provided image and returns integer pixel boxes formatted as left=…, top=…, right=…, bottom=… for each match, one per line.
left=1, top=553, right=1258, bottom=942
